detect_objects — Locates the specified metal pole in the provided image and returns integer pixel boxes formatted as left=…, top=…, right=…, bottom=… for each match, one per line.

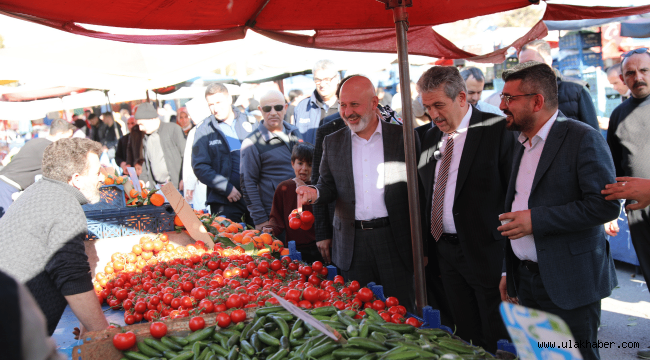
left=390, top=3, right=427, bottom=316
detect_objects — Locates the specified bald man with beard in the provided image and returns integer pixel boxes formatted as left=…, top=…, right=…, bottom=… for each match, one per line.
left=297, top=76, right=418, bottom=312
left=241, top=90, right=303, bottom=230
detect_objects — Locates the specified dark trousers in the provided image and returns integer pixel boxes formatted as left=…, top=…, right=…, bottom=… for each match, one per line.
left=437, top=238, right=508, bottom=353
left=517, top=263, right=601, bottom=360
left=209, top=201, right=253, bottom=226
left=342, top=227, right=415, bottom=314
left=627, top=207, right=650, bottom=285
left=0, top=180, right=19, bottom=219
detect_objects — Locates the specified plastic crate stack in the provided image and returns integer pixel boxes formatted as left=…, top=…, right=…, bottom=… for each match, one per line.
left=558, top=31, right=603, bottom=73
left=83, top=185, right=176, bottom=240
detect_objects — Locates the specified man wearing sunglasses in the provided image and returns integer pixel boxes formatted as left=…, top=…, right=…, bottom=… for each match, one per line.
left=241, top=90, right=302, bottom=230
left=606, top=49, right=650, bottom=359
left=498, top=62, right=619, bottom=360
left=292, top=59, right=340, bottom=144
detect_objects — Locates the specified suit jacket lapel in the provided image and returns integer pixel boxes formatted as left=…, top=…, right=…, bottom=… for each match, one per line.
left=341, top=129, right=354, bottom=189
left=418, top=127, right=443, bottom=197
left=505, top=144, right=524, bottom=212
left=454, top=110, right=483, bottom=201
left=531, top=118, right=568, bottom=193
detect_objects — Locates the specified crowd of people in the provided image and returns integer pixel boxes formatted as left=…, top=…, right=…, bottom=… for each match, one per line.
left=0, top=40, right=649, bottom=360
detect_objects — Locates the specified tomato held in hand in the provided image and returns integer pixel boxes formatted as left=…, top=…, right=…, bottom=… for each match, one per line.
left=289, top=217, right=302, bottom=230
left=189, top=316, right=206, bottom=332
left=113, top=331, right=136, bottom=350
left=300, top=211, right=314, bottom=224
left=150, top=322, right=167, bottom=338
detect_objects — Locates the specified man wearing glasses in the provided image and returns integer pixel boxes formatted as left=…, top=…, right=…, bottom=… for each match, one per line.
left=293, top=59, right=340, bottom=144
left=498, top=62, right=620, bottom=360
left=241, top=90, right=302, bottom=230
left=605, top=49, right=650, bottom=359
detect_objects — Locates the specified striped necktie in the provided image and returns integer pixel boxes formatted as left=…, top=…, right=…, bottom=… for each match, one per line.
left=431, top=131, right=456, bottom=241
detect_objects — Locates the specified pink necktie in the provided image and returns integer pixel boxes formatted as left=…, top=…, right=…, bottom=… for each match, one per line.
left=431, top=132, right=456, bottom=241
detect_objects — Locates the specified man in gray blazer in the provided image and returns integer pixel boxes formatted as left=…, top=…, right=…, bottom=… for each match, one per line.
left=297, top=75, right=417, bottom=312
left=497, top=62, right=620, bottom=360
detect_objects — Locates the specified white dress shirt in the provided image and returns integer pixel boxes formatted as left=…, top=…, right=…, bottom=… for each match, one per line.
left=433, top=106, right=473, bottom=234
left=352, top=121, right=389, bottom=220
left=510, top=110, right=559, bottom=262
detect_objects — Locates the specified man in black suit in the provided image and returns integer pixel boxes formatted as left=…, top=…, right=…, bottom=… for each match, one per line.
left=298, top=75, right=417, bottom=312
left=498, top=62, right=619, bottom=360
left=416, top=66, right=516, bottom=352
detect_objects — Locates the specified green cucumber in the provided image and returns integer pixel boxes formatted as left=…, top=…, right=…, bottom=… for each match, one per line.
left=161, top=337, right=184, bottom=351
left=123, top=351, right=151, bottom=360
left=332, top=348, right=368, bottom=359
left=257, top=329, right=281, bottom=346
left=347, top=337, right=389, bottom=352
left=185, top=327, right=216, bottom=343
left=137, top=341, right=163, bottom=357
left=307, top=342, right=341, bottom=358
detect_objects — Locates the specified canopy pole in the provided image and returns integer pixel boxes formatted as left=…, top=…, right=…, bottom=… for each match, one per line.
left=386, top=0, right=426, bottom=316
left=104, top=90, right=113, bottom=113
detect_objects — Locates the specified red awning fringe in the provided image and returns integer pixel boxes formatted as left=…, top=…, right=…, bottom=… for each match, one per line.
left=1, top=4, right=649, bottom=61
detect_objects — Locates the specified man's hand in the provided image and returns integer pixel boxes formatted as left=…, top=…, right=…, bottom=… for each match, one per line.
left=602, top=176, right=650, bottom=211
left=65, top=290, right=109, bottom=339
left=179, top=180, right=184, bottom=192
left=498, top=210, right=532, bottom=240
left=73, top=323, right=86, bottom=340
left=296, top=186, right=318, bottom=206
left=604, top=219, right=619, bottom=237
left=499, top=276, right=518, bottom=304
left=255, top=220, right=271, bottom=231
left=185, top=189, right=194, bottom=202
left=317, top=239, right=332, bottom=264
left=228, top=187, right=242, bottom=203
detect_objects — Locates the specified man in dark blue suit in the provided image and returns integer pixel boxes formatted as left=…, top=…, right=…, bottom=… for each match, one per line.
left=497, top=62, right=620, bottom=360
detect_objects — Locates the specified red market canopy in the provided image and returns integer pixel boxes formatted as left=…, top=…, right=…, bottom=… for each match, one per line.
left=0, top=1, right=649, bottom=63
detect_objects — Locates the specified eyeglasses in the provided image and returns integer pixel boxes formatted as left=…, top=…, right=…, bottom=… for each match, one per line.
left=261, top=104, right=285, bottom=112
left=622, top=47, right=649, bottom=59
left=314, top=75, right=337, bottom=85
left=500, top=93, right=538, bottom=106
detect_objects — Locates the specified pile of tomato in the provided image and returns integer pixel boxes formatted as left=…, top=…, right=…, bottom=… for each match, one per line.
left=97, top=246, right=421, bottom=327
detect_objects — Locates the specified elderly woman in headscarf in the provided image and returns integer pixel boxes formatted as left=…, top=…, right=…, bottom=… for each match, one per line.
left=176, top=107, right=194, bottom=139
left=181, top=108, right=207, bottom=211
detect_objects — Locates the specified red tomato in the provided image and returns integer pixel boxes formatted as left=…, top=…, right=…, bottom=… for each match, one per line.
left=287, top=262, right=298, bottom=271
left=311, top=261, right=323, bottom=272
left=308, top=275, right=321, bottom=287
left=189, top=316, right=206, bottom=331
left=181, top=281, right=194, bottom=292
left=348, top=280, right=360, bottom=293
left=396, top=305, right=407, bottom=316
left=124, top=314, right=135, bottom=325
left=298, top=300, right=313, bottom=309
left=371, top=300, right=385, bottom=311
left=162, top=293, right=174, bottom=305
left=379, top=311, right=392, bottom=322
left=289, top=217, right=302, bottom=230
left=299, top=220, right=312, bottom=230
left=134, top=301, right=147, bottom=313
left=385, top=297, right=399, bottom=307
left=388, top=306, right=401, bottom=315
left=299, top=266, right=313, bottom=276
left=115, top=288, right=128, bottom=301
left=123, top=299, right=133, bottom=311
left=356, top=288, right=374, bottom=303
left=333, top=275, right=345, bottom=285
left=300, top=211, right=314, bottom=224
left=112, top=331, right=136, bottom=350
left=258, top=261, right=269, bottom=274
left=285, top=289, right=301, bottom=302
left=215, top=303, right=227, bottom=312
left=226, top=294, right=243, bottom=309
left=198, top=299, right=214, bottom=313
left=150, top=322, right=167, bottom=338
left=164, top=268, right=177, bottom=278
left=270, top=259, right=282, bottom=271
left=230, top=309, right=246, bottom=323
left=405, top=317, right=422, bottom=328
left=333, top=300, right=346, bottom=310
left=302, top=286, right=320, bottom=303
left=391, top=313, right=405, bottom=324
left=216, top=312, right=231, bottom=328
left=180, top=296, right=195, bottom=308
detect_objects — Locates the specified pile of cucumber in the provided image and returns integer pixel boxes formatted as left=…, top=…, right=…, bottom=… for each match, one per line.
left=119, top=305, right=496, bottom=360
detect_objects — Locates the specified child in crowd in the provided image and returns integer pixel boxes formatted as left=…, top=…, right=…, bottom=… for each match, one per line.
left=134, top=158, right=145, bottom=177
left=267, top=143, right=323, bottom=264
